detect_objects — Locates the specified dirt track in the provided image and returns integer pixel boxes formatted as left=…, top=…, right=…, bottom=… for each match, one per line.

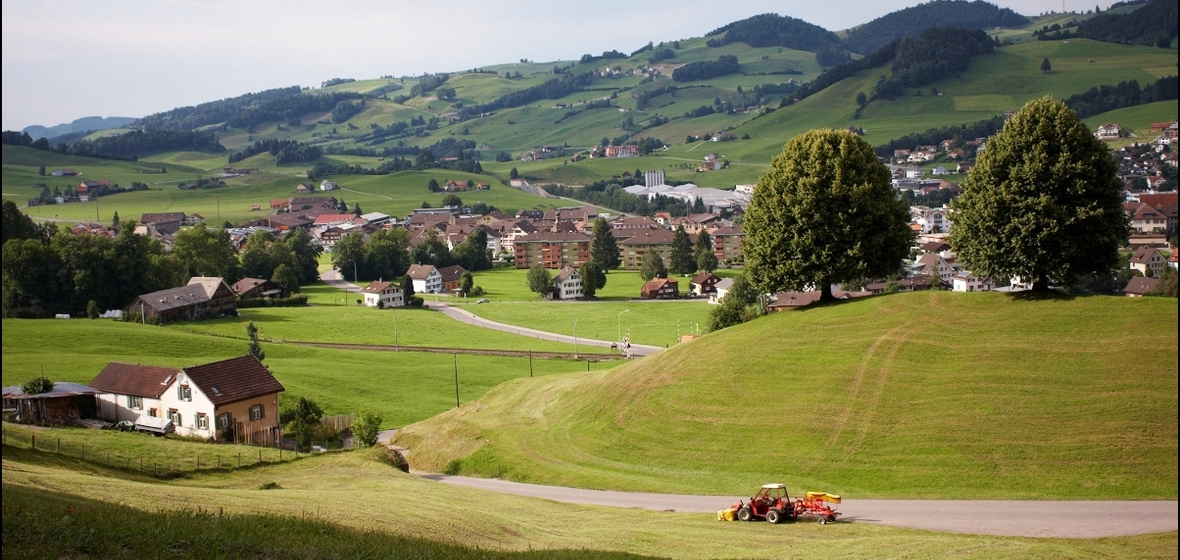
left=420, top=474, right=1178, bottom=538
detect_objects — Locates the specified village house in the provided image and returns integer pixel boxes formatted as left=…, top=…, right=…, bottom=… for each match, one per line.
left=437, top=265, right=468, bottom=293
left=914, top=253, right=959, bottom=285
left=1129, top=247, right=1167, bottom=277
left=89, top=355, right=283, bottom=445
left=710, top=226, right=744, bottom=262
left=911, top=206, right=952, bottom=234
left=1096, top=123, right=1121, bottom=140
left=361, top=280, right=405, bottom=308
left=951, top=272, right=994, bottom=292
left=231, top=278, right=282, bottom=299
left=125, top=277, right=237, bottom=323
left=319, top=180, right=338, bottom=191
left=710, top=277, right=734, bottom=303
left=407, top=264, right=445, bottom=294
left=690, top=272, right=721, bottom=297
left=552, top=266, right=584, bottom=299
left=1123, top=276, right=1159, bottom=297
left=640, top=277, right=679, bottom=299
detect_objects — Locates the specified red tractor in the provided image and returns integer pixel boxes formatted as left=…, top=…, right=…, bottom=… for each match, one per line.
left=735, top=484, right=795, bottom=524
left=733, top=484, right=841, bottom=524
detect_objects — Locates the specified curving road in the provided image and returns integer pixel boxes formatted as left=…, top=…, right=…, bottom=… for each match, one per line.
left=419, top=473, right=1178, bottom=538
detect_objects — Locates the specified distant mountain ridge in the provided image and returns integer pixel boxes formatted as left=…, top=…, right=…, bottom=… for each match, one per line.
left=23, top=116, right=136, bottom=141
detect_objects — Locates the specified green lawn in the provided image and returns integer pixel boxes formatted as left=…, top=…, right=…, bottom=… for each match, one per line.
left=396, top=291, right=1179, bottom=499
left=5, top=446, right=1176, bottom=559
left=2, top=319, right=620, bottom=428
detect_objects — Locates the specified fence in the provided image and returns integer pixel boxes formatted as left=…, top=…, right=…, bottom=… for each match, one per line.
left=2, top=426, right=305, bottom=477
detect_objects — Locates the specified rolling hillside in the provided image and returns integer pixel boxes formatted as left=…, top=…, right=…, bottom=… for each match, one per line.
left=394, top=292, right=1178, bottom=500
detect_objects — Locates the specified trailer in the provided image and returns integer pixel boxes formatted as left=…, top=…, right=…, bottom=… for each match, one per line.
left=723, top=484, right=841, bottom=525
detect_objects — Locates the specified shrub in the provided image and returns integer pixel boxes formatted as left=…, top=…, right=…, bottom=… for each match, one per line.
left=21, top=376, right=54, bottom=395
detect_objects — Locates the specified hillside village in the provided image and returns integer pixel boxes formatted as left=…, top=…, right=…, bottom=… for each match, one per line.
left=2, top=0, right=1179, bottom=557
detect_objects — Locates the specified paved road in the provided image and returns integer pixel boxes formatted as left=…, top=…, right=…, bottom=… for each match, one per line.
left=320, top=269, right=362, bottom=293
left=425, top=301, right=663, bottom=356
left=419, top=474, right=1178, bottom=538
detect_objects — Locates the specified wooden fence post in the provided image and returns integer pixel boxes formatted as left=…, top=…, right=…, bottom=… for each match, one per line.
left=57, top=438, right=61, bottom=453
left=31, top=434, right=35, bottom=450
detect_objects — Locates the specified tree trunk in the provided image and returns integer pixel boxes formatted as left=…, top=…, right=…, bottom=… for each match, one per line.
left=819, top=281, right=835, bottom=302
left=1032, top=278, right=1050, bottom=292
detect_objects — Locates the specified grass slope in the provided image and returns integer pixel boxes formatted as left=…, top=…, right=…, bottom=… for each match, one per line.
left=4, top=446, right=1176, bottom=559
left=394, top=292, right=1178, bottom=499
left=1, top=319, right=620, bottom=428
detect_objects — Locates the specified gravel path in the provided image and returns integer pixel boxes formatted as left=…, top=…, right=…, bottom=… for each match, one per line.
left=419, top=474, right=1177, bottom=538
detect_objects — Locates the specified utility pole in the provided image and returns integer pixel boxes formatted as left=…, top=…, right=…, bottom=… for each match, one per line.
left=573, top=316, right=578, bottom=359
left=393, top=307, right=398, bottom=351
left=453, top=353, right=460, bottom=408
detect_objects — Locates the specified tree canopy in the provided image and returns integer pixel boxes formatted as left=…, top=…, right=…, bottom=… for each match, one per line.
left=744, top=128, right=913, bottom=301
left=668, top=225, right=695, bottom=275
left=639, top=251, right=667, bottom=282
left=590, top=217, right=621, bottom=271
left=948, top=97, right=1129, bottom=291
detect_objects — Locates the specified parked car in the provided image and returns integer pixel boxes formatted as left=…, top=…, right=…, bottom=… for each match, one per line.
left=477, top=298, right=490, bottom=303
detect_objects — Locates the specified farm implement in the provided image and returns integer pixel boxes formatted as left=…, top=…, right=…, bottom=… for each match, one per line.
left=718, top=484, right=841, bottom=524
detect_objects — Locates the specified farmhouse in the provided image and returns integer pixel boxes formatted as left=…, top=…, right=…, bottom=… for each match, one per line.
left=89, top=355, right=283, bottom=444
left=1129, top=247, right=1167, bottom=277
left=690, top=272, right=721, bottom=296
left=437, top=264, right=468, bottom=293
left=1123, top=276, right=1159, bottom=297
left=552, top=266, right=584, bottom=299
left=361, top=280, right=405, bottom=308
left=407, top=264, right=444, bottom=294
left=232, top=278, right=281, bottom=299
left=125, top=277, right=237, bottom=323
left=640, top=277, right=679, bottom=299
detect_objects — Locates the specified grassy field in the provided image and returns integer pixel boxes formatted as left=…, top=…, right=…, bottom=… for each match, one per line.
left=1, top=319, right=621, bottom=428
left=4, top=446, right=1176, bottom=559
left=395, top=291, right=1178, bottom=499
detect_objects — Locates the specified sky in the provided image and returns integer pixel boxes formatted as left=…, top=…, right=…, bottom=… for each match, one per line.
left=2, top=0, right=1095, bottom=131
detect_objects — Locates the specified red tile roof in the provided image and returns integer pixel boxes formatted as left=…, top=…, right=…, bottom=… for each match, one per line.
left=89, top=362, right=181, bottom=398
left=183, top=355, right=284, bottom=406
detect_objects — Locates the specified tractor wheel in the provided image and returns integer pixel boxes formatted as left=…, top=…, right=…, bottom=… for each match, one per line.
left=737, top=507, right=752, bottom=522
left=819, top=516, right=828, bottom=525
left=766, top=509, right=782, bottom=524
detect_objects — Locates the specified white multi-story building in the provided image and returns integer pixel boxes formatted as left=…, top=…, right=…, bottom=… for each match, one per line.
left=911, top=205, right=952, bottom=234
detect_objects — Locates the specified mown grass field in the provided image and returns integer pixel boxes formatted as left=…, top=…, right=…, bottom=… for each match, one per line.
left=395, top=291, right=1178, bottom=499
left=4, top=446, right=1176, bottom=559
left=1, top=319, right=621, bottom=428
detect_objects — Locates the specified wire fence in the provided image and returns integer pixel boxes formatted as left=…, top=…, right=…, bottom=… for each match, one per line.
left=2, top=426, right=305, bottom=477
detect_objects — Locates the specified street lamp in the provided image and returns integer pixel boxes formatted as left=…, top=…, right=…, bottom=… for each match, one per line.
left=617, top=309, right=630, bottom=342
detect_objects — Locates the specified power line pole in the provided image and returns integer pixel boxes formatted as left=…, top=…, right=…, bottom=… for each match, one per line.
left=453, top=353, right=460, bottom=408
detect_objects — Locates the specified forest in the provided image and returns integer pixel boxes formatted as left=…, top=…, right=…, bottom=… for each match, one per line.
left=224, top=92, right=364, bottom=129
left=705, top=13, right=841, bottom=52
left=456, top=72, right=596, bottom=121
left=1062, top=75, right=1179, bottom=119
left=134, top=86, right=302, bottom=131
left=870, top=27, right=994, bottom=100
left=672, top=56, right=741, bottom=82
left=1071, top=0, right=1176, bottom=47
left=842, top=0, right=1027, bottom=55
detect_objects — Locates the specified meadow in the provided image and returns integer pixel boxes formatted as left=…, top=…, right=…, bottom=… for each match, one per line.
left=4, top=445, right=1176, bottom=559
left=1, top=319, right=621, bottom=428
left=396, top=291, right=1179, bottom=500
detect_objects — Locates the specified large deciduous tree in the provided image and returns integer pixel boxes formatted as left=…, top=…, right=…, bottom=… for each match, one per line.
left=948, top=97, right=1128, bottom=291
left=744, top=128, right=912, bottom=301
left=590, top=217, right=621, bottom=271
left=639, top=250, right=667, bottom=281
left=527, top=264, right=552, bottom=297
left=173, top=226, right=240, bottom=282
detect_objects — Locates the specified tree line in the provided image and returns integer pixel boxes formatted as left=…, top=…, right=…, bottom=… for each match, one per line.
left=842, top=1, right=1026, bottom=55
left=672, top=56, right=740, bottom=82
left=330, top=227, right=492, bottom=289
left=455, top=72, right=596, bottom=121
left=870, top=27, right=994, bottom=101
left=2, top=129, right=225, bottom=161
left=1062, top=75, right=1178, bottom=120
left=229, top=139, right=323, bottom=164
left=225, top=92, right=363, bottom=130
left=2, top=200, right=322, bottom=317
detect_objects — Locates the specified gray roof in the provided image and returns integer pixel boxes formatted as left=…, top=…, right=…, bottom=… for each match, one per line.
left=3, top=382, right=101, bottom=399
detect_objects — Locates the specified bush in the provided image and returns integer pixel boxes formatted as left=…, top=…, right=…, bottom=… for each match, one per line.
left=352, top=411, right=383, bottom=448
left=21, top=376, right=54, bottom=395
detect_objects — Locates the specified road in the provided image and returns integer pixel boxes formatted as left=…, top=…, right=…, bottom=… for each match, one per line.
left=425, top=300, right=663, bottom=356
left=321, top=267, right=662, bottom=356
left=419, top=474, right=1178, bottom=538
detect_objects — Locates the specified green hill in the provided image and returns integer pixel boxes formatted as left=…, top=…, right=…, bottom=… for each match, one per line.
left=394, top=292, right=1178, bottom=500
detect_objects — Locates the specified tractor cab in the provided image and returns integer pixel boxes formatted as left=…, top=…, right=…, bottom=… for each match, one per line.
left=751, top=483, right=790, bottom=513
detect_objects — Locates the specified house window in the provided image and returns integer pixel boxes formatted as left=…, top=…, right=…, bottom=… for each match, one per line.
left=196, top=414, right=209, bottom=430
left=126, top=395, right=143, bottom=409
left=249, top=404, right=265, bottom=421
left=216, top=413, right=232, bottom=429
left=168, top=409, right=182, bottom=426
left=177, top=385, right=192, bottom=402
left=149, top=408, right=158, bottom=417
